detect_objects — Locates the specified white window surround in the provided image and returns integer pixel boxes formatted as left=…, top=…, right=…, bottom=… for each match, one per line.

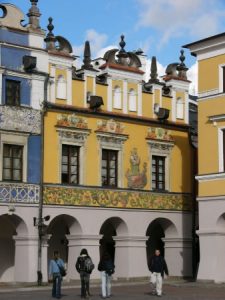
left=96, top=132, right=128, bottom=188
left=0, top=132, right=28, bottom=182
left=57, top=128, right=91, bottom=185
left=147, top=139, right=174, bottom=191
left=113, top=86, right=122, bottom=109
left=176, top=97, right=184, bottom=119
left=219, top=63, right=225, bottom=93
left=218, top=126, right=225, bottom=172
left=56, top=75, right=67, bottom=100
left=128, top=88, right=137, bottom=112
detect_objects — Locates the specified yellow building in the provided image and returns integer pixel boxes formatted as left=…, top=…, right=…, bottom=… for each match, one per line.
left=41, top=19, right=195, bottom=282
left=184, top=33, right=225, bottom=282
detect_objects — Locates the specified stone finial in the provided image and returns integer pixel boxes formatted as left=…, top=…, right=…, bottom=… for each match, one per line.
left=44, top=17, right=56, bottom=50
left=150, top=56, right=158, bottom=82
left=82, top=41, right=93, bottom=70
left=119, top=35, right=126, bottom=52
left=179, top=49, right=185, bottom=67
left=27, top=0, right=41, bottom=30
left=177, top=49, right=188, bottom=79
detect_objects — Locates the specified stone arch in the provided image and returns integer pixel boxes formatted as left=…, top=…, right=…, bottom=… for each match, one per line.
left=146, top=217, right=178, bottom=263
left=0, top=213, right=28, bottom=282
left=99, top=216, right=128, bottom=261
left=128, top=88, right=136, bottom=111
left=216, top=212, right=225, bottom=230
left=56, top=74, right=67, bottom=99
left=47, top=214, right=82, bottom=264
left=113, top=85, right=122, bottom=109
left=176, top=97, right=184, bottom=119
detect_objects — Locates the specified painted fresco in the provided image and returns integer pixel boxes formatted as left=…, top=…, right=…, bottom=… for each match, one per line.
left=126, top=148, right=147, bottom=189
left=56, top=113, right=88, bottom=129
left=43, top=186, right=192, bottom=211
left=96, top=119, right=125, bottom=134
left=147, top=127, right=173, bottom=141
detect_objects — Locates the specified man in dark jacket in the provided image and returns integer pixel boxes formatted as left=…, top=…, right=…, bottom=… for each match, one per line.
left=76, top=248, right=94, bottom=298
left=148, top=249, right=169, bottom=297
left=98, top=252, right=115, bottom=299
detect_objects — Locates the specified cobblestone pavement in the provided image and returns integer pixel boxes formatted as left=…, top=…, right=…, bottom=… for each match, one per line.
left=1, top=282, right=225, bottom=300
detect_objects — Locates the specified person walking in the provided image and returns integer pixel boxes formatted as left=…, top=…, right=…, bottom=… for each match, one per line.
left=76, top=248, right=95, bottom=298
left=98, top=252, right=115, bottom=299
left=49, top=250, right=65, bottom=299
left=148, top=249, right=169, bottom=297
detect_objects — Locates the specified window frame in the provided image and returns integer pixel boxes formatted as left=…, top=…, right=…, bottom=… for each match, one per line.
left=5, top=79, right=21, bottom=106
left=101, top=149, right=118, bottom=187
left=151, top=155, right=166, bottom=191
left=2, top=144, right=23, bottom=182
left=61, top=144, right=80, bottom=185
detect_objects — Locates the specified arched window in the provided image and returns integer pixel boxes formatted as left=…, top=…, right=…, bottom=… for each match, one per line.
left=86, top=91, right=92, bottom=103
left=128, top=89, right=136, bottom=111
left=113, top=86, right=122, bottom=109
left=176, top=98, right=184, bottom=119
left=56, top=75, right=67, bottom=99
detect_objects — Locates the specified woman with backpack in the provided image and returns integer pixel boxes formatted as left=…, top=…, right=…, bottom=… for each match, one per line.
left=98, top=252, right=115, bottom=299
left=76, top=248, right=95, bottom=298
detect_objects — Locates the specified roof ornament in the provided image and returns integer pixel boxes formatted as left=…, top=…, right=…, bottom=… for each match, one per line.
left=119, top=34, right=126, bottom=53
left=27, top=0, right=41, bottom=30
left=150, top=56, right=159, bottom=83
left=177, top=49, right=188, bottom=79
left=44, top=17, right=56, bottom=50
left=82, top=41, right=93, bottom=70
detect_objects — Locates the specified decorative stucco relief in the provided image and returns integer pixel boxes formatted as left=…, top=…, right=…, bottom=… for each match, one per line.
left=0, top=183, right=40, bottom=203
left=96, top=119, right=125, bottom=134
left=126, top=147, right=147, bottom=189
left=0, top=106, right=41, bottom=134
left=56, top=113, right=88, bottom=129
left=43, top=185, right=192, bottom=211
left=147, top=127, right=173, bottom=141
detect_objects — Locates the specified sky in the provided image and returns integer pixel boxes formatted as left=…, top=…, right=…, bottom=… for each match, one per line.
left=6, top=0, right=225, bottom=94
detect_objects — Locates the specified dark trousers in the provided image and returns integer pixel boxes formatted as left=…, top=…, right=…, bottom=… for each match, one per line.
left=52, top=273, right=62, bottom=298
left=80, top=271, right=90, bottom=297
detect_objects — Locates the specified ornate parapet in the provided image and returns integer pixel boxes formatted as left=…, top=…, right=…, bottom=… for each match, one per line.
left=0, top=182, right=40, bottom=203
left=43, top=185, right=192, bottom=211
left=0, top=105, right=41, bottom=134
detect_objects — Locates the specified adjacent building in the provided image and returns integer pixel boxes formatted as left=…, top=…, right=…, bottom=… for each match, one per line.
left=0, top=1, right=195, bottom=283
left=184, top=32, right=225, bottom=283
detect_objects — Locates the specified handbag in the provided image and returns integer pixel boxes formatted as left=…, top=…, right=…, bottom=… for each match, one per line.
left=56, top=261, right=66, bottom=277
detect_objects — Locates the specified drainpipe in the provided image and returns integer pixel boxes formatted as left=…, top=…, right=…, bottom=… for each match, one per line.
left=37, top=73, right=49, bottom=286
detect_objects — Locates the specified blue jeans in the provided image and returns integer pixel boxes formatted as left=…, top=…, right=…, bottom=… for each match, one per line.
left=101, top=271, right=112, bottom=298
left=52, top=273, right=62, bottom=298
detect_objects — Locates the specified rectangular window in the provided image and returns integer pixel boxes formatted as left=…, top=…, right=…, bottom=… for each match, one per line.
left=5, top=79, right=21, bottom=106
left=152, top=155, right=165, bottom=191
left=3, top=144, right=23, bottom=181
left=61, top=144, right=79, bottom=184
left=102, top=149, right=118, bottom=187
left=223, top=67, right=225, bottom=93
left=223, top=130, right=225, bottom=171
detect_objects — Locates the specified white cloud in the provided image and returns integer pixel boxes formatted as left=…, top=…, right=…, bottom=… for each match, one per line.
left=187, top=62, right=198, bottom=96
left=72, top=29, right=116, bottom=68
left=136, top=0, right=225, bottom=48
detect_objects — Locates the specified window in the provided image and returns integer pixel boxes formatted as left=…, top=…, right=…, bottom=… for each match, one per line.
left=61, top=145, right=79, bottom=184
left=3, top=144, right=23, bottom=181
left=223, top=67, right=225, bottom=93
left=102, top=149, right=118, bottom=187
left=6, top=79, right=20, bottom=106
left=176, top=98, right=184, bottom=119
left=56, top=75, right=67, bottom=99
left=223, top=130, right=225, bottom=171
left=128, top=89, right=136, bottom=111
left=113, top=86, right=122, bottom=109
left=152, top=155, right=165, bottom=190
left=86, top=91, right=92, bottom=103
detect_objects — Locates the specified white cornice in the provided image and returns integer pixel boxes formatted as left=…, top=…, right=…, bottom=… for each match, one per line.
left=103, top=67, right=143, bottom=82
left=209, top=114, right=225, bottom=122
left=197, top=195, right=225, bottom=201
left=0, top=68, right=46, bottom=81
left=49, top=55, right=74, bottom=68
left=196, top=172, right=225, bottom=182
left=168, top=79, right=190, bottom=91
left=0, top=41, right=46, bottom=54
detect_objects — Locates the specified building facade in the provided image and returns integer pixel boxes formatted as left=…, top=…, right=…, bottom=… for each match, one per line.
left=0, top=1, right=194, bottom=283
left=185, top=32, right=225, bottom=283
